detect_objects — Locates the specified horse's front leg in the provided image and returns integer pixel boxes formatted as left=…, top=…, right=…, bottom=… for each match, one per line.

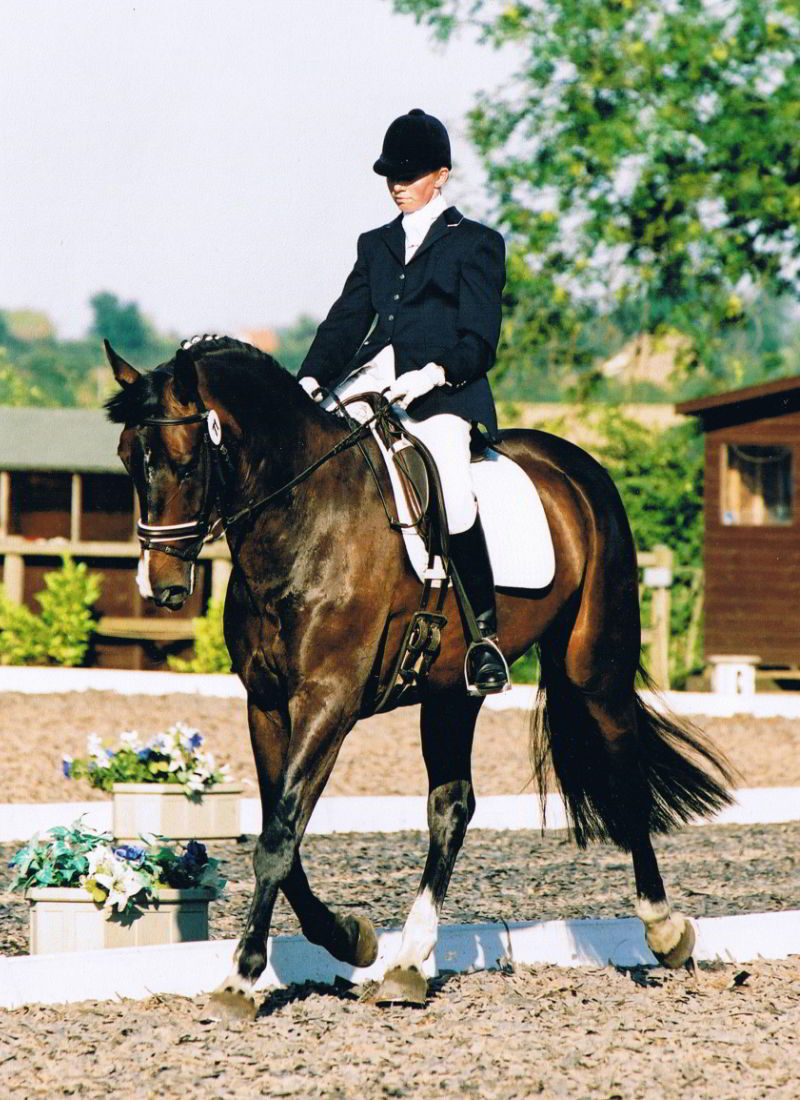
left=374, top=688, right=482, bottom=1005
left=212, top=694, right=375, bottom=1017
left=281, top=851, right=377, bottom=968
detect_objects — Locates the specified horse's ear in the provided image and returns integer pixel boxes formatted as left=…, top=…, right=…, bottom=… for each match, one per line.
left=172, top=346, right=199, bottom=406
left=104, top=340, right=141, bottom=387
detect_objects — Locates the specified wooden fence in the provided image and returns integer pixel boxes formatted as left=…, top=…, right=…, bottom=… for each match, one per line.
left=0, top=537, right=673, bottom=687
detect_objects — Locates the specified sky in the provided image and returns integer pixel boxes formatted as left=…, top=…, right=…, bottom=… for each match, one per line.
left=1, top=0, right=517, bottom=342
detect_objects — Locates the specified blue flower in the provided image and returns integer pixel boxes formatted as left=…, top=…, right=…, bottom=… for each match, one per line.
left=114, top=845, right=146, bottom=863
left=137, top=749, right=151, bottom=762
left=62, top=757, right=73, bottom=778
left=188, top=733, right=203, bottom=750
left=181, top=840, right=208, bottom=868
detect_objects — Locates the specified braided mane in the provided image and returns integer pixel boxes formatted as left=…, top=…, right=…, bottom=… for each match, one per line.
left=105, top=335, right=308, bottom=429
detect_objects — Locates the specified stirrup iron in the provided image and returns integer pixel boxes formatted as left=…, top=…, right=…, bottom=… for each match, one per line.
left=464, top=634, right=511, bottom=697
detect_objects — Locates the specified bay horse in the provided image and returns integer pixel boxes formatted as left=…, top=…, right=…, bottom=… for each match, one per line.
left=105, top=335, right=732, bottom=1014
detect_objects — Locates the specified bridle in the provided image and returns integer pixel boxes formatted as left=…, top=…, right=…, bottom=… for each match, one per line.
left=135, top=409, right=219, bottom=562
left=135, top=400, right=388, bottom=564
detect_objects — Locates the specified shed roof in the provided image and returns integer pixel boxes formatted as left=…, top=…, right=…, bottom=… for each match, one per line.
left=0, top=408, right=123, bottom=473
left=675, top=375, right=800, bottom=430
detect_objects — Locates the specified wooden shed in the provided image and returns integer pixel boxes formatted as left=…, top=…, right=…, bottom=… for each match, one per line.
left=676, top=375, right=800, bottom=673
left=0, top=408, right=230, bottom=669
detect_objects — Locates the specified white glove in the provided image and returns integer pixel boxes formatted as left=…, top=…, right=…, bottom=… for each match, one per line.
left=383, top=363, right=446, bottom=410
left=298, top=376, right=324, bottom=402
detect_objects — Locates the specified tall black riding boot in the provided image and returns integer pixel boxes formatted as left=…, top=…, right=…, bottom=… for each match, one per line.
left=449, top=515, right=510, bottom=696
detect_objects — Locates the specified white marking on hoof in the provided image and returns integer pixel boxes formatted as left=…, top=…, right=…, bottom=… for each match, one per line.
left=636, top=898, right=693, bottom=961
left=210, top=971, right=258, bottom=1019
left=392, top=887, right=438, bottom=972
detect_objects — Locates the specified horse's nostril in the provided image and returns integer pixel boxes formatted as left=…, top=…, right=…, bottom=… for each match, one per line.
left=154, top=585, right=189, bottom=610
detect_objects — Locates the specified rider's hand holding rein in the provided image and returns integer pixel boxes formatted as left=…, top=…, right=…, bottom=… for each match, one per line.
left=299, top=376, right=324, bottom=402
left=383, top=362, right=446, bottom=410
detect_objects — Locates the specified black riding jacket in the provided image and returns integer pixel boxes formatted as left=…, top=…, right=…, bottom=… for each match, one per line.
left=299, top=206, right=506, bottom=435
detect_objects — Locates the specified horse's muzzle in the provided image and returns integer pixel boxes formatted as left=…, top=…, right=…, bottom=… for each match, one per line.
left=153, top=584, right=190, bottom=611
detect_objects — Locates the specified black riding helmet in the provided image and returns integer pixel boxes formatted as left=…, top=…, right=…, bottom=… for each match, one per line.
left=373, top=108, right=451, bottom=181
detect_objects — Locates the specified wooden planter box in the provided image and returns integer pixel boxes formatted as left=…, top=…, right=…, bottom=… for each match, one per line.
left=112, top=782, right=242, bottom=844
left=27, top=887, right=213, bottom=954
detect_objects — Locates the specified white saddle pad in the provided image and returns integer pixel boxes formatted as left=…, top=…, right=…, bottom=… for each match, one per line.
left=371, top=430, right=556, bottom=590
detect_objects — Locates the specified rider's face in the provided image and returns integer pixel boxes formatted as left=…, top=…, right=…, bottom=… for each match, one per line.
left=386, top=167, right=449, bottom=213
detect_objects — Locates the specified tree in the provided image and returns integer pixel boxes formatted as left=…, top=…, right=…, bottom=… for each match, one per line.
left=89, top=292, right=150, bottom=353
left=391, top=0, right=800, bottom=392
left=274, top=314, right=320, bottom=376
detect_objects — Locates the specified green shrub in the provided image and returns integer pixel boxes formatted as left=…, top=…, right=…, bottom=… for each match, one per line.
left=168, top=598, right=232, bottom=674
left=0, top=556, right=101, bottom=666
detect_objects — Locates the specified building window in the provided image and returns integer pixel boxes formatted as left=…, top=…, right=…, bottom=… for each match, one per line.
left=721, top=444, right=792, bottom=526
left=9, top=471, right=71, bottom=538
left=81, top=473, right=134, bottom=541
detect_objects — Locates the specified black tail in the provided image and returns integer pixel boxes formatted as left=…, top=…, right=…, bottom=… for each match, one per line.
left=530, top=656, right=736, bottom=850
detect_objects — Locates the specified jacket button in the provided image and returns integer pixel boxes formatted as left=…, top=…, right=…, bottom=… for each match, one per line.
left=392, top=293, right=400, bottom=300
left=388, top=314, right=394, bottom=321
left=399, top=273, right=405, bottom=280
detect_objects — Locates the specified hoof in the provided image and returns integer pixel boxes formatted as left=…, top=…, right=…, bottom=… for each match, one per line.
left=373, top=966, right=428, bottom=1006
left=210, top=983, right=259, bottom=1021
left=352, top=916, right=379, bottom=968
left=649, top=915, right=696, bottom=969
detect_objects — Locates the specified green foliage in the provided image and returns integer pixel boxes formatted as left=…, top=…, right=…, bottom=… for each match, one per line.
left=595, top=410, right=704, bottom=568
left=167, top=598, right=232, bottom=674
left=594, top=411, right=706, bottom=683
left=0, top=556, right=102, bottom=666
left=0, top=292, right=178, bottom=409
left=510, top=647, right=540, bottom=684
left=275, top=314, right=320, bottom=376
left=391, top=0, right=800, bottom=396
left=9, top=820, right=227, bottom=916
left=0, top=347, right=47, bottom=405
left=89, top=292, right=150, bottom=353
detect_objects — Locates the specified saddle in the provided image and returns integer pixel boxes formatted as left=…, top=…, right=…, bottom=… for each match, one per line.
left=336, top=392, right=494, bottom=713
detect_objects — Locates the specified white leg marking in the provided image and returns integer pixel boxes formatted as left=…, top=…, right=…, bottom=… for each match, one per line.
left=392, top=887, right=439, bottom=971
left=635, top=898, right=671, bottom=925
left=216, top=968, right=256, bottom=996
left=636, top=896, right=685, bottom=956
left=136, top=551, right=153, bottom=598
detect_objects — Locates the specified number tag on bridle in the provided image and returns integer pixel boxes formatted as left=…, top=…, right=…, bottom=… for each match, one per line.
left=207, top=409, right=222, bottom=446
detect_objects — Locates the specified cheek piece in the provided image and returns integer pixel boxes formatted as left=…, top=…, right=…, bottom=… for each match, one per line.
left=135, top=409, right=223, bottom=562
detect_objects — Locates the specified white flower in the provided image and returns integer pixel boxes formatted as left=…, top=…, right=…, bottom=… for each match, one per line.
left=84, top=847, right=143, bottom=911
left=119, top=730, right=141, bottom=750
left=86, top=733, right=105, bottom=761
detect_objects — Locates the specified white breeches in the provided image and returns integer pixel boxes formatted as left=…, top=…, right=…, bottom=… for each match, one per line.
left=324, top=353, right=478, bottom=534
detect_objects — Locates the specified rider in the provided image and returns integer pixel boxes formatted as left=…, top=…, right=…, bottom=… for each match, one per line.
left=297, top=108, right=508, bottom=696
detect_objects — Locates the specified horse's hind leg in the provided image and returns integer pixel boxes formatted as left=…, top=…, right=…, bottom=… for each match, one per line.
left=580, top=693, right=696, bottom=967
left=374, top=687, right=482, bottom=1005
left=536, top=640, right=699, bottom=969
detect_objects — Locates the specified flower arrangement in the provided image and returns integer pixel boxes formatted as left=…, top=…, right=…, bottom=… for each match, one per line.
left=10, top=819, right=226, bottom=917
left=63, top=723, right=231, bottom=796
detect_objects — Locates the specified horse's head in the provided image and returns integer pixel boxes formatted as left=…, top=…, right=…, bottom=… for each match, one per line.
left=105, top=340, right=222, bottom=611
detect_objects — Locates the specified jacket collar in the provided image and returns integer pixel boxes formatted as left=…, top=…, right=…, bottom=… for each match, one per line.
left=382, top=206, right=463, bottom=265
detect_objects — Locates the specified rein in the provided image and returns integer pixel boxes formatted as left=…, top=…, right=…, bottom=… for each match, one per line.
left=136, top=404, right=388, bottom=561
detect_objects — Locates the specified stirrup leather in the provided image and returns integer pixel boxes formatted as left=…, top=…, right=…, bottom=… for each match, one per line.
left=464, top=634, right=511, bottom=697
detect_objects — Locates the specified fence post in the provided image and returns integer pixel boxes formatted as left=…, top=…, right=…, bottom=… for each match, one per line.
left=646, top=544, right=673, bottom=691
left=3, top=552, right=25, bottom=604
left=211, top=559, right=232, bottom=602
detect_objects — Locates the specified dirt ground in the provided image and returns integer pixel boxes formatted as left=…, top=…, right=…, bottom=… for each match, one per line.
left=1, top=691, right=799, bottom=1098
left=1, top=691, right=799, bottom=803
left=0, top=960, right=798, bottom=1100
